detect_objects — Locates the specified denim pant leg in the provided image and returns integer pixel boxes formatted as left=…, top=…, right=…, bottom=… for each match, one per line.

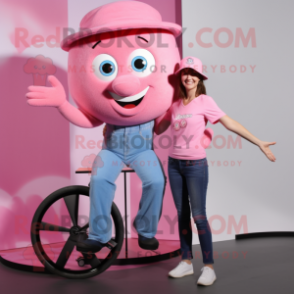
left=88, top=149, right=124, bottom=243
left=183, top=158, right=214, bottom=264
left=129, top=150, right=166, bottom=238
left=168, top=157, right=193, bottom=260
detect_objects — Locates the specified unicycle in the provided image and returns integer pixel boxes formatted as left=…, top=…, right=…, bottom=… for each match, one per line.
left=30, top=185, right=124, bottom=279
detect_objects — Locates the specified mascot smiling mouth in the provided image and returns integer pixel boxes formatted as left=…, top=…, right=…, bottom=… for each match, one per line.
left=109, top=86, right=149, bottom=109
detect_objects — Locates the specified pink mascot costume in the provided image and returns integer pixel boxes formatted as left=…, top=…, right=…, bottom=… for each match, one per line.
left=26, top=1, right=182, bottom=252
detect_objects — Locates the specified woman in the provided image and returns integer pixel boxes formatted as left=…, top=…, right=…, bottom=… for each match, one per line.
left=154, top=56, right=276, bottom=286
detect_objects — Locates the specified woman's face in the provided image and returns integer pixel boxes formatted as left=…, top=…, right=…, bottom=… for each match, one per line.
left=181, top=68, right=200, bottom=91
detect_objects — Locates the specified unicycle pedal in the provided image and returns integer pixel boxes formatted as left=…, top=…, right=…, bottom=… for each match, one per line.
left=105, top=239, right=117, bottom=249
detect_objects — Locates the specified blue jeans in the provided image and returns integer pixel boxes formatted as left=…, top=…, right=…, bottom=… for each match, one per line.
left=168, top=156, right=214, bottom=264
left=88, top=120, right=166, bottom=243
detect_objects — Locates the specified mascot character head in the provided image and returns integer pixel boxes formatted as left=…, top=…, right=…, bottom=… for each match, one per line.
left=61, top=1, right=182, bottom=126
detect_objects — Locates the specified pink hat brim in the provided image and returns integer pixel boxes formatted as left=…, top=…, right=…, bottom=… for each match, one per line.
left=175, top=67, right=208, bottom=80
left=61, top=21, right=182, bottom=51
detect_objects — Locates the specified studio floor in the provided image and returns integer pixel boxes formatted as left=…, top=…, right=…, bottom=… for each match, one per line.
left=0, top=237, right=293, bottom=294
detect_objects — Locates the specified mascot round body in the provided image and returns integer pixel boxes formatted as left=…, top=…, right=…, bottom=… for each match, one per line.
left=27, top=1, right=182, bottom=249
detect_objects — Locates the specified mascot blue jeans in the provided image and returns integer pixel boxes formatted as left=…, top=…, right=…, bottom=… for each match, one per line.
left=88, top=120, right=166, bottom=243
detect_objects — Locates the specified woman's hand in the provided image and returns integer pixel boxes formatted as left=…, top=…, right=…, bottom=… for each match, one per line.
left=258, top=141, right=277, bottom=162
left=219, top=116, right=277, bottom=162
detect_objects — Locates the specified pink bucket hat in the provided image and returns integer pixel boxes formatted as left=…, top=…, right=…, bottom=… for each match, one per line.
left=61, top=1, right=182, bottom=51
left=175, top=56, right=208, bottom=80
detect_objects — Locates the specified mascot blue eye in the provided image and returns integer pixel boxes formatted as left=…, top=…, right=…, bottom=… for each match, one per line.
left=100, top=60, right=116, bottom=76
left=131, top=56, right=147, bottom=72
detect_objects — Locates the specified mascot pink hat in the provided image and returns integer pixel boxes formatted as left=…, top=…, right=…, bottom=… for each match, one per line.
left=61, top=1, right=182, bottom=51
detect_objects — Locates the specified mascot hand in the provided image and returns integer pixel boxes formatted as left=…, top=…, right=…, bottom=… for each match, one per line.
left=26, top=75, right=66, bottom=107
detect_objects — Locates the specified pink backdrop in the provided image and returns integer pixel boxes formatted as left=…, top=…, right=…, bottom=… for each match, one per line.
left=0, top=0, right=182, bottom=251
left=0, top=0, right=70, bottom=250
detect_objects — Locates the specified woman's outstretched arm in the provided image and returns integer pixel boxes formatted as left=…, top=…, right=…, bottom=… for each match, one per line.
left=219, top=115, right=276, bottom=162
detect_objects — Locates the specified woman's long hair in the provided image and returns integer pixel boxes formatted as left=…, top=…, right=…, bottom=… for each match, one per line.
left=177, top=69, right=207, bottom=99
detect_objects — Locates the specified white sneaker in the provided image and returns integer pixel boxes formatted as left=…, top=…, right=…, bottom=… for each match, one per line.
left=168, top=261, right=194, bottom=278
left=197, top=266, right=217, bottom=286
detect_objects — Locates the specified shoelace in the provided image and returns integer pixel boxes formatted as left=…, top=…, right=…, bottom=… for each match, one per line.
left=176, top=261, right=185, bottom=269
left=180, top=261, right=192, bottom=266
left=175, top=261, right=191, bottom=270
left=200, top=267, right=212, bottom=278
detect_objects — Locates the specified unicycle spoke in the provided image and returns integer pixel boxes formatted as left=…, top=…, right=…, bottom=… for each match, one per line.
left=40, top=222, right=71, bottom=233
left=56, top=238, right=75, bottom=268
left=63, top=194, right=79, bottom=227
left=78, top=223, right=89, bottom=232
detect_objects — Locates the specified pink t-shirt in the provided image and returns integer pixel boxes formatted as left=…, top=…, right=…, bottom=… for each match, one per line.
left=167, top=94, right=226, bottom=160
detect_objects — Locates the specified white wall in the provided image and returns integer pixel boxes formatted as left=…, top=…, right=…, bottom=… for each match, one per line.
left=181, top=0, right=294, bottom=244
